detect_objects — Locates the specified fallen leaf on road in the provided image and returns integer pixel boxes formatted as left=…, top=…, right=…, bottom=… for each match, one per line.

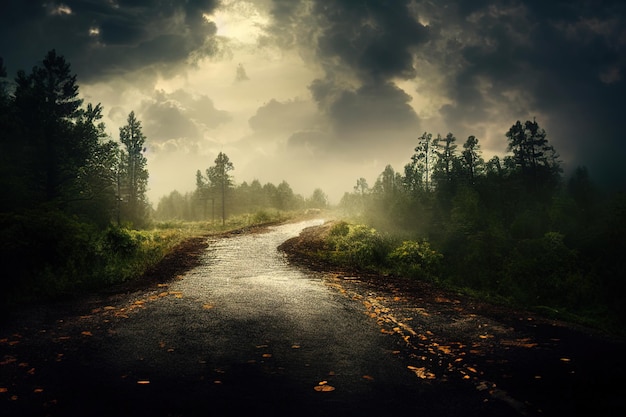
left=202, top=304, right=214, bottom=309
left=314, top=382, right=335, bottom=392
left=137, top=380, right=150, bottom=385
left=81, top=331, right=93, bottom=337
left=363, top=375, right=375, bottom=381
left=291, top=344, right=301, bottom=349
left=408, top=366, right=436, bottom=379
left=33, top=388, right=44, bottom=393
left=262, top=353, right=272, bottom=358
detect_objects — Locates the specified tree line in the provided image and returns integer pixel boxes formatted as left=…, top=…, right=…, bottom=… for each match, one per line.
left=0, top=50, right=149, bottom=228
left=339, top=121, right=625, bottom=330
left=0, top=50, right=154, bottom=304
left=155, top=152, right=328, bottom=223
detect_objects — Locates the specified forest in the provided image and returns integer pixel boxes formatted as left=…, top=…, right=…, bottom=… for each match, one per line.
left=1, top=50, right=624, bottom=333
left=333, top=124, right=625, bottom=332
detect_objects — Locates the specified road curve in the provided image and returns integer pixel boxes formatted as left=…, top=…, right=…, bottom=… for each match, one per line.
left=1, top=219, right=624, bottom=417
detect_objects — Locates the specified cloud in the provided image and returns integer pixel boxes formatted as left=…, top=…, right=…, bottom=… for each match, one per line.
left=3, top=0, right=626, bottom=202
left=0, top=0, right=221, bottom=83
left=248, top=98, right=320, bottom=135
left=139, top=89, right=230, bottom=146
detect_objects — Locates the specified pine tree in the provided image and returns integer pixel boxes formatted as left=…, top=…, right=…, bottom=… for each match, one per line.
left=119, top=111, right=149, bottom=226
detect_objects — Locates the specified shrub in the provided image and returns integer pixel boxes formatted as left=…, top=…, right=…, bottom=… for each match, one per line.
left=388, top=240, right=443, bottom=280
left=326, top=223, right=391, bottom=269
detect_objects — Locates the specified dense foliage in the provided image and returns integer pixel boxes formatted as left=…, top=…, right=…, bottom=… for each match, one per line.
left=0, top=51, right=156, bottom=306
left=338, top=124, right=626, bottom=331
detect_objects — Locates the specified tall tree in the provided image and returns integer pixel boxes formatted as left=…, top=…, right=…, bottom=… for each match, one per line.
left=207, top=152, right=234, bottom=225
left=354, top=177, right=369, bottom=195
left=119, top=111, right=148, bottom=226
left=461, top=135, right=482, bottom=184
left=13, top=50, right=83, bottom=204
left=505, top=119, right=560, bottom=190
left=308, top=188, right=328, bottom=209
left=434, top=132, right=458, bottom=184
left=410, top=132, right=437, bottom=191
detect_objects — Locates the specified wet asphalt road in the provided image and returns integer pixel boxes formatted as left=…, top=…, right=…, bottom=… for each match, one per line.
left=2, top=219, right=623, bottom=416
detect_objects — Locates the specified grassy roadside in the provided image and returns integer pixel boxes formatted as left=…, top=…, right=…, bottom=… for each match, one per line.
left=281, top=218, right=624, bottom=337
left=0, top=210, right=296, bottom=311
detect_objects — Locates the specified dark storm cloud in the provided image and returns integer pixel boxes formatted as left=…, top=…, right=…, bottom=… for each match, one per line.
left=311, top=0, right=428, bottom=83
left=266, top=0, right=427, bottom=150
left=263, top=0, right=626, bottom=187
left=426, top=0, right=626, bottom=186
left=0, top=0, right=220, bottom=82
left=311, top=80, right=419, bottom=135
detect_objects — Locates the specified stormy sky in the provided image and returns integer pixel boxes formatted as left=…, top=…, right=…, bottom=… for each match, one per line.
left=1, top=0, right=625, bottom=203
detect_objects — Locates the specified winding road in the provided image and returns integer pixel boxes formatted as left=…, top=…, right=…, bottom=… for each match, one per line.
left=1, top=219, right=625, bottom=416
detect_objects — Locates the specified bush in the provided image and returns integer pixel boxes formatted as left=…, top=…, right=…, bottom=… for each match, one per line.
left=388, top=240, right=443, bottom=280
left=326, top=223, right=391, bottom=269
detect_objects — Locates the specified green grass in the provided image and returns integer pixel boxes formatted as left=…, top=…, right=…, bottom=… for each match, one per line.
left=0, top=209, right=298, bottom=309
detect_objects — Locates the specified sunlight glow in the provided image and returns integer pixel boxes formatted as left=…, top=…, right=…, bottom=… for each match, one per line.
left=48, top=3, right=72, bottom=16
left=204, top=1, right=268, bottom=45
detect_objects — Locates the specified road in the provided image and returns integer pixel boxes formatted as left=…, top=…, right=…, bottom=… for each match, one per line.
left=1, top=219, right=625, bottom=416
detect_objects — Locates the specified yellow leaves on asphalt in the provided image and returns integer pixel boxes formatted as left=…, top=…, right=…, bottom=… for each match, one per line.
left=262, top=353, right=272, bottom=358
left=314, top=381, right=335, bottom=392
left=407, top=365, right=436, bottom=380
left=291, top=344, right=301, bottom=349
left=433, top=343, right=451, bottom=354
left=202, top=304, right=214, bottom=310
